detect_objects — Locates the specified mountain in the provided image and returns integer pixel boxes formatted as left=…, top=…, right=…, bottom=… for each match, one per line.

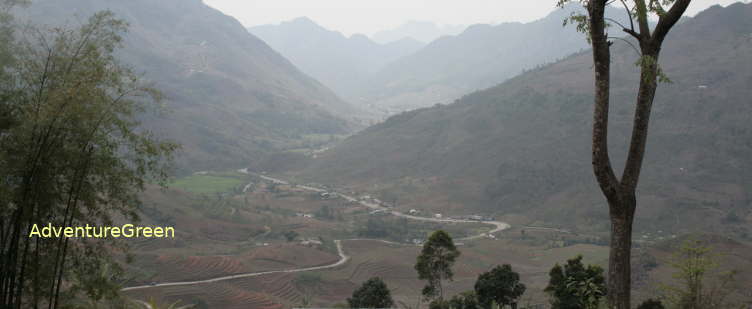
left=249, top=17, right=425, bottom=99
left=299, top=3, right=752, bottom=237
left=362, top=5, right=628, bottom=111
left=17, top=0, right=358, bottom=171
left=371, top=21, right=467, bottom=44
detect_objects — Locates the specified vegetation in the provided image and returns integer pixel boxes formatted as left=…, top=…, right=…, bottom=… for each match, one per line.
left=2, top=0, right=750, bottom=307
left=446, top=292, right=480, bottom=309
left=347, top=277, right=395, bottom=309
left=415, top=230, right=460, bottom=302
left=283, top=230, right=299, bottom=242
left=636, top=299, right=665, bottom=309
left=0, top=8, right=175, bottom=308
left=474, top=264, right=526, bottom=309
left=301, top=1, right=752, bottom=245
left=545, top=255, right=606, bottom=309
left=169, top=172, right=249, bottom=194
left=358, top=216, right=485, bottom=242
left=659, top=239, right=740, bottom=309
left=19, top=0, right=355, bottom=172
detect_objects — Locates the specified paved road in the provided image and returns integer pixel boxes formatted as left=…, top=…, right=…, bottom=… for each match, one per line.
left=122, top=170, right=510, bottom=292
left=244, top=171, right=510, bottom=240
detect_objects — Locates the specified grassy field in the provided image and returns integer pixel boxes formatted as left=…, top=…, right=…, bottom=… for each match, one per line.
left=169, top=172, right=249, bottom=194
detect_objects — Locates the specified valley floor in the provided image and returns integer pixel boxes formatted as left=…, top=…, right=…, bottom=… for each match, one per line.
left=122, top=170, right=752, bottom=309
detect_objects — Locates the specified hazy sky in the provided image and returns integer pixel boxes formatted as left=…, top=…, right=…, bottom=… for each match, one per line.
left=204, top=0, right=746, bottom=36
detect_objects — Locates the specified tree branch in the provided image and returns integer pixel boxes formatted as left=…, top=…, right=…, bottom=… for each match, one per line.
left=619, top=0, right=636, bottom=32
left=608, top=36, right=641, bottom=55
left=589, top=0, right=621, bottom=204
left=652, top=0, right=691, bottom=43
left=634, top=0, right=652, bottom=39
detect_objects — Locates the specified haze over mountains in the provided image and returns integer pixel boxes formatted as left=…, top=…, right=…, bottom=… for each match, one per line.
left=371, top=20, right=467, bottom=44
left=15, top=0, right=750, bottom=235
left=4, top=0, right=752, bottom=308
left=250, top=5, right=628, bottom=114
left=299, top=2, right=752, bottom=236
left=359, top=5, right=632, bottom=111
left=17, top=0, right=359, bottom=171
left=249, top=17, right=425, bottom=99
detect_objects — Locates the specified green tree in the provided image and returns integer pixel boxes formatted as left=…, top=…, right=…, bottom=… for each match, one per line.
left=347, top=277, right=395, bottom=309
left=415, top=230, right=460, bottom=302
left=283, top=230, right=299, bottom=242
left=474, top=264, right=526, bottom=309
left=545, top=255, right=606, bottom=309
left=554, top=1, right=692, bottom=307
left=447, top=291, right=480, bottom=309
left=0, top=11, right=176, bottom=308
left=659, top=239, right=739, bottom=309
left=636, top=299, right=664, bottom=309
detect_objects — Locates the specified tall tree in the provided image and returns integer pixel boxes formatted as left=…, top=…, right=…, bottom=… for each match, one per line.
left=0, top=11, right=176, bottom=308
left=474, top=264, right=526, bottom=309
left=415, top=230, right=460, bottom=302
left=545, top=255, right=606, bottom=309
left=347, top=277, right=395, bottom=309
left=554, top=1, right=691, bottom=308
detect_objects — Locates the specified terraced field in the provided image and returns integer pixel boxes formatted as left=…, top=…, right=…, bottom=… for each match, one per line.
left=126, top=173, right=610, bottom=308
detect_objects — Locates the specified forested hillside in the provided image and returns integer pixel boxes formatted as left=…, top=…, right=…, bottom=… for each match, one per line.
left=17, top=0, right=359, bottom=171
left=301, top=3, right=752, bottom=236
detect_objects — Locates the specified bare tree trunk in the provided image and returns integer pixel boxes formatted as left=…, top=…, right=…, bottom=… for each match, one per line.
left=607, top=196, right=636, bottom=309
left=582, top=0, right=691, bottom=307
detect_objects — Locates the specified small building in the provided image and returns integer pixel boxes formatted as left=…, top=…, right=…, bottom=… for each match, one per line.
left=300, top=238, right=323, bottom=246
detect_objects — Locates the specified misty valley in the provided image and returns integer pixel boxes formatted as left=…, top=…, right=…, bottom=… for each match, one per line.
left=1, top=0, right=751, bottom=309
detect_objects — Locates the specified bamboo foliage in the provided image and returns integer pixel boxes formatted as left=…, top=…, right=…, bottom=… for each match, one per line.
left=0, top=10, right=176, bottom=308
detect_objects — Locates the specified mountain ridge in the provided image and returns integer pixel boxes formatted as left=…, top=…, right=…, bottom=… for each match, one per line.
left=249, top=17, right=425, bottom=100
left=360, top=4, right=629, bottom=111
left=298, top=2, right=752, bottom=236
left=17, top=0, right=359, bottom=171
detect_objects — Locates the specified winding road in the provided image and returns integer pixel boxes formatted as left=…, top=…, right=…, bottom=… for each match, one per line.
left=122, top=171, right=510, bottom=292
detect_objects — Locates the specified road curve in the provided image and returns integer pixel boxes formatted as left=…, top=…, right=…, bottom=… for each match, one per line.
left=123, top=240, right=348, bottom=291
left=250, top=171, right=511, bottom=240
left=122, top=171, right=510, bottom=292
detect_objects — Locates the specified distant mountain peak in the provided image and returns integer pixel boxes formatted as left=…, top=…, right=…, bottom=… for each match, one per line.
left=288, top=16, right=317, bottom=26
left=248, top=17, right=425, bottom=99
left=280, top=16, right=331, bottom=33
left=371, top=21, right=467, bottom=44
